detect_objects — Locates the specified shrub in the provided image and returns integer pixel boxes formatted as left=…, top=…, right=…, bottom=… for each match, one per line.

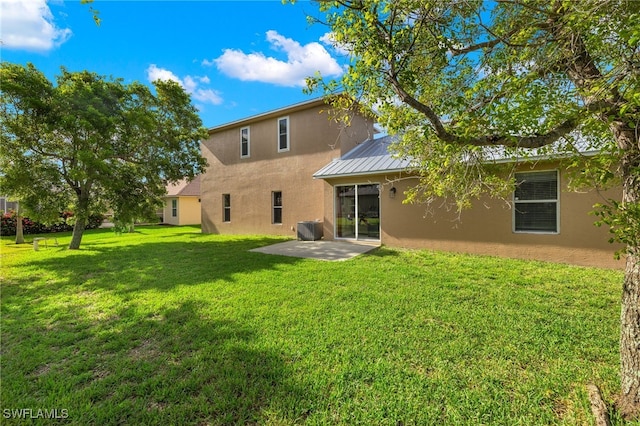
left=0, top=211, right=104, bottom=236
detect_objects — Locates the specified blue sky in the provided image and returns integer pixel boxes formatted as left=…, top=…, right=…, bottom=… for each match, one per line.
left=0, top=0, right=347, bottom=128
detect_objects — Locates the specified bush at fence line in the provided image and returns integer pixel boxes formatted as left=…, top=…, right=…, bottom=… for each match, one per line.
left=0, top=210, right=104, bottom=236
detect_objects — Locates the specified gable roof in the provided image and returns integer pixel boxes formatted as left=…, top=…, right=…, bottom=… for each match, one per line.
left=165, top=175, right=201, bottom=197
left=207, top=97, right=328, bottom=133
left=314, top=135, right=413, bottom=179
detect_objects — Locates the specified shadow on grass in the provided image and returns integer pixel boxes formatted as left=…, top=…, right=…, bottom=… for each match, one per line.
left=8, top=235, right=301, bottom=297
left=361, top=246, right=400, bottom=258
left=2, top=298, right=311, bottom=425
left=2, top=233, right=319, bottom=422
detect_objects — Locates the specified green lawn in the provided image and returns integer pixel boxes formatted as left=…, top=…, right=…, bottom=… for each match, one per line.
left=0, top=226, right=626, bottom=425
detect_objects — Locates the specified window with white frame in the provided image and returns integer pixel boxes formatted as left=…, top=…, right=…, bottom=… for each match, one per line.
left=513, top=170, right=559, bottom=233
left=171, top=199, right=178, bottom=217
left=277, top=117, right=289, bottom=152
left=223, top=194, right=231, bottom=222
left=240, top=127, right=250, bottom=158
left=272, top=191, right=282, bottom=224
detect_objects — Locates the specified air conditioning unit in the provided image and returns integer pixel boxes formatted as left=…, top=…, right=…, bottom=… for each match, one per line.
left=297, top=221, right=323, bottom=241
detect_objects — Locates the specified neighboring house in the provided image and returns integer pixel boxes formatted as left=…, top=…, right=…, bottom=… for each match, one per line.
left=163, top=176, right=202, bottom=226
left=0, top=197, right=18, bottom=213
left=200, top=99, right=623, bottom=269
left=200, top=98, right=377, bottom=237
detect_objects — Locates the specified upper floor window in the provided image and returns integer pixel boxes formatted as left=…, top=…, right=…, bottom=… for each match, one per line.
left=513, top=170, right=558, bottom=233
left=240, top=127, right=250, bottom=158
left=277, top=117, right=289, bottom=152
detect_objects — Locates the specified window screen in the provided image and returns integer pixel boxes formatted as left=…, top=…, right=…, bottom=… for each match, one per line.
left=514, top=171, right=558, bottom=233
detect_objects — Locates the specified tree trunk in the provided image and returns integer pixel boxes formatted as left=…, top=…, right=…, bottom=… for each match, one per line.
left=614, top=122, right=640, bottom=420
left=68, top=217, right=87, bottom=250
left=68, top=188, right=90, bottom=250
left=15, top=201, right=24, bottom=244
left=620, top=249, right=640, bottom=419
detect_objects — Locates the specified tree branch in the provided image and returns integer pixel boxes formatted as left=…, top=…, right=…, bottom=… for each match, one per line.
left=473, top=117, right=579, bottom=148
left=448, top=38, right=503, bottom=56
left=495, top=0, right=559, bottom=17
left=384, top=70, right=616, bottom=149
left=386, top=71, right=454, bottom=143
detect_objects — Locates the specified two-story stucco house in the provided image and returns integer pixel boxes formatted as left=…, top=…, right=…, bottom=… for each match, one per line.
left=201, top=98, right=624, bottom=269
left=200, top=98, right=377, bottom=238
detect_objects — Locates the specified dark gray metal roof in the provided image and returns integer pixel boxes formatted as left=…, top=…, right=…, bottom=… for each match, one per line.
left=314, top=135, right=413, bottom=179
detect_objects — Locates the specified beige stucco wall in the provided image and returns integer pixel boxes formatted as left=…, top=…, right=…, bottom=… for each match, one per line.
left=320, top=162, right=625, bottom=269
left=200, top=100, right=376, bottom=237
left=199, top=98, right=623, bottom=269
left=164, top=196, right=201, bottom=226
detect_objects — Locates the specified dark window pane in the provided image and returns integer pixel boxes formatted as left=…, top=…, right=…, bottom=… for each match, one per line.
left=273, top=191, right=282, bottom=224
left=241, top=128, right=249, bottom=156
left=515, top=202, right=557, bottom=232
left=273, top=207, right=282, bottom=224
left=278, top=118, right=288, bottom=150
left=223, top=194, right=230, bottom=222
left=515, top=171, right=557, bottom=200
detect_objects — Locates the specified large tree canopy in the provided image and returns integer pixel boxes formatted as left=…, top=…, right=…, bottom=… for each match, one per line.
left=0, top=62, right=208, bottom=249
left=304, top=0, right=639, bottom=419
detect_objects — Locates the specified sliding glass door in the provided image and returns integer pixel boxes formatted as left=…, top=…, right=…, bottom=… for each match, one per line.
left=335, top=184, right=380, bottom=240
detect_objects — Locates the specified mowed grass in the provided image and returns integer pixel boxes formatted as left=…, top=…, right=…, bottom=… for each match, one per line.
left=0, top=226, right=626, bottom=425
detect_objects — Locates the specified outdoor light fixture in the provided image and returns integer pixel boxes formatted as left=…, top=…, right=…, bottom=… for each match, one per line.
left=389, top=187, right=397, bottom=198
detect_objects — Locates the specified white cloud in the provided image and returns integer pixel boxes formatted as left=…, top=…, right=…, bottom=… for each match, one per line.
left=320, top=32, right=351, bottom=56
left=182, top=75, right=199, bottom=93
left=191, top=88, right=223, bottom=105
left=207, top=30, right=343, bottom=87
left=146, top=64, right=223, bottom=105
left=0, top=0, right=72, bottom=51
left=147, top=64, right=182, bottom=85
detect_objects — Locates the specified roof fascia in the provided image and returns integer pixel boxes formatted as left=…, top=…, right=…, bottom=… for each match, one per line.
left=314, top=167, right=413, bottom=180
left=207, top=97, right=330, bottom=134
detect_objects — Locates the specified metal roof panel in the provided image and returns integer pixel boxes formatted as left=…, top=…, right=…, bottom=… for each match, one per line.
left=314, top=135, right=412, bottom=179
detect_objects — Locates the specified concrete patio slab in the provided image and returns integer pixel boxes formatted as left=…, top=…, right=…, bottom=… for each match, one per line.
left=250, top=240, right=380, bottom=261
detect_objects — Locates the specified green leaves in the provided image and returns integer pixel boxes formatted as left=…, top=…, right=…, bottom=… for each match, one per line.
left=308, top=0, right=639, bottom=221
left=0, top=62, right=208, bottom=248
left=593, top=200, right=640, bottom=258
